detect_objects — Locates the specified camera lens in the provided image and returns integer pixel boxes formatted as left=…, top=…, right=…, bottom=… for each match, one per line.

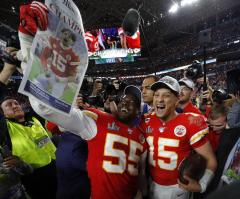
left=235, top=75, right=240, bottom=86
left=87, top=97, right=95, bottom=106
left=186, top=68, right=197, bottom=79
left=212, top=91, right=221, bottom=102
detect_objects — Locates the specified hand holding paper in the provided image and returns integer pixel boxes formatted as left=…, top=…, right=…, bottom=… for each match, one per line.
left=18, top=1, right=50, bottom=74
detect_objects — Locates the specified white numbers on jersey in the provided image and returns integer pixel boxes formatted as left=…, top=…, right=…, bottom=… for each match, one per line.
left=52, top=50, right=67, bottom=72
left=94, top=41, right=99, bottom=51
left=147, top=137, right=179, bottom=170
left=103, top=133, right=143, bottom=175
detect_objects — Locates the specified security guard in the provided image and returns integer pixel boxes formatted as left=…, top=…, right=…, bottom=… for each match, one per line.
left=0, top=47, right=58, bottom=199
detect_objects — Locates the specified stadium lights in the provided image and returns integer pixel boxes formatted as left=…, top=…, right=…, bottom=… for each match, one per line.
left=170, top=0, right=199, bottom=13
left=181, top=0, right=198, bottom=6
left=169, top=5, right=178, bottom=13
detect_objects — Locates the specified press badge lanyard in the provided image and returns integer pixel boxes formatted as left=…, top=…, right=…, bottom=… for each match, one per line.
left=228, top=138, right=240, bottom=170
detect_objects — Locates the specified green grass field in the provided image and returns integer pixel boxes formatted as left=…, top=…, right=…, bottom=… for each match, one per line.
left=29, top=55, right=78, bottom=105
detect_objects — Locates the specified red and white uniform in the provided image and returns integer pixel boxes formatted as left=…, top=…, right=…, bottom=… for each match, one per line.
left=118, top=27, right=141, bottom=49
left=29, top=101, right=148, bottom=198
left=139, top=112, right=209, bottom=186
left=183, top=101, right=203, bottom=115
left=85, top=32, right=100, bottom=52
left=82, top=108, right=147, bottom=199
left=40, top=36, right=80, bottom=77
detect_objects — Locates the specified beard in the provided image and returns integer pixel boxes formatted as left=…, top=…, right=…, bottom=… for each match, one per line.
left=116, top=114, right=132, bottom=124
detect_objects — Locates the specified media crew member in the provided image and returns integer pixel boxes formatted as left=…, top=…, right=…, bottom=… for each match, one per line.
left=178, top=78, right=203, bottom=115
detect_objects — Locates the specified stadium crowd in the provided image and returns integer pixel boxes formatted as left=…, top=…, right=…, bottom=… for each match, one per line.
left=1, top=1, right=240, bottom=199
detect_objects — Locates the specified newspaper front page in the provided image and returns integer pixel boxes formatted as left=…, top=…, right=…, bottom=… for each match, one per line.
left=19, top=0, right=88, bottom=116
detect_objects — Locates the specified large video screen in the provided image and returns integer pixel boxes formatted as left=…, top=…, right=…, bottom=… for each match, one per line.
left=85, top=28, right=141, bottom=60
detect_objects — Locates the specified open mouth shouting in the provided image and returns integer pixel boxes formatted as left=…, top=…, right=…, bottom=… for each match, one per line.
left=120, top=107, right=129, bottom=113
left=156, top=104, right=165, bottom=114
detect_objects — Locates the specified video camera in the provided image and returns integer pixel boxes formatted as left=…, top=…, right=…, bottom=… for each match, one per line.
left=0, top=23, right=21, bottom=65
left=79, top=77, right=105, bottom=108
left=113, top=79, right=128, bottom=92
left=212, top=89, right=232, bottom=103
left=79, top=77, right=128, bottom=107
left=186, top=60, right=203, bottom=80
left=94, top=78, right=111, bottom=90
left=103, top=79, right=128, bottom=104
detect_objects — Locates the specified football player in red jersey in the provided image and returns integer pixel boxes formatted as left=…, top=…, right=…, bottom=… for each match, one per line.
left=139, top=76, right=217, bottom=199
left=118, top=27, right=141, bottom=49
left=29, top=85, right=148, bottom=199
left=85, top=29, right=105, bottom=52
left=34, top=28, right=80, bottom=99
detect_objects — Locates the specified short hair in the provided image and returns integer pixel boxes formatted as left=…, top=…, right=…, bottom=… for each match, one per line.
left=0, top=96, right=15, bottom=106
left=61, top=28, right=77, bottom=43
left=145, top=76, right=160, bottom=83
left=209, top=104, right=231, bottom=121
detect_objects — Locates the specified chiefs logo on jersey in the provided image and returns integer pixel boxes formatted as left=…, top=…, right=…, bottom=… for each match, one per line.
left=145, top=118, right=150, bottom=123
left=139, top=134, right=145, bottom=144
left=66, top=55, right=71, bottom=60
left=174, top=125, right=186, bottom=137
left=117, top=57, right=125, bottom=63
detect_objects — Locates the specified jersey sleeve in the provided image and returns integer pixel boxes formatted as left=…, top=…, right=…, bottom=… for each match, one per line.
left=69, top=51, right=80, bottom=73
left=49, top=36, right=54, bottom=47
left=40, top=46, right=52, bottom=69
left=138, top=113, right=149, bottom=132
left=82, top=108, right=108, bottom=122
left=40, top=36, right=55, bottom=69
left=85, top=33, right=93, bottom=42
left=187, top=113, right=209, bottom=148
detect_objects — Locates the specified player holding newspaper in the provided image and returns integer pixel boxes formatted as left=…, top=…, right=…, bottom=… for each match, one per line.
left=16, top=1, right=148, bottom=199
left=18, top=0, right=88, bottom=115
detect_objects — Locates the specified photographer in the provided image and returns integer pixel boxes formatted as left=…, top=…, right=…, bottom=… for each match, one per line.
left=91, top=78, right=103, bottom=97
left=0, top=150, right=33, bottom=199
left=178, top=78, right=203, bottom=115
left=197, top=75, right=214, bottom=113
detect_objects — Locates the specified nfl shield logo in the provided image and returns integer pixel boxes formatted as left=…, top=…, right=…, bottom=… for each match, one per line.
left=159, top=127, right=167, bottom=133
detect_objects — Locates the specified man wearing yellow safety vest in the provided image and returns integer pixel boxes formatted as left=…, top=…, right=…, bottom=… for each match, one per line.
left=0, top=47, right=58, bottom=199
